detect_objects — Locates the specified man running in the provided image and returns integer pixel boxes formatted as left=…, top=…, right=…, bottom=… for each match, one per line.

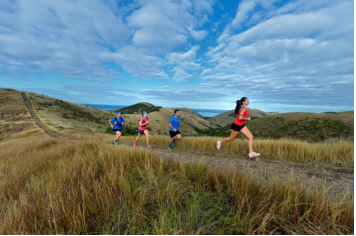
left=168, top=109, right=182, bottom=150
left=109, top=111, right=125, bottom=145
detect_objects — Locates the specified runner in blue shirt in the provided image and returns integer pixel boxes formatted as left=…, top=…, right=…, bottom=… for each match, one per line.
left=109, top=111, right=125, bottom=145
left=168, top=109, right=182, bottom=150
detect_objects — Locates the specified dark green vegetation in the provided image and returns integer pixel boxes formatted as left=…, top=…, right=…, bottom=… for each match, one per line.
left=115, top=102, right=162, bottom=114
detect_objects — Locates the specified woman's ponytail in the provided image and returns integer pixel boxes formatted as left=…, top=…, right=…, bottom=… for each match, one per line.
left=234, top=97, right=247, bottom=115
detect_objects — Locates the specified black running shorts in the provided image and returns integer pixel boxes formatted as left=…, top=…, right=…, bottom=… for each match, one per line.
left=169, top=130, right=180, bottom=138
left=231, top=123, right=245, bottom=132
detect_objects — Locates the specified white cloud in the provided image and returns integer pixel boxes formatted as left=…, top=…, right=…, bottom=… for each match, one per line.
left=231, top=0, right=256, bottom=29
left=200, top=68, right=213, bottom=76
left=103, top=46, right=167, bottom=79
left=173, top=68, right=193, bottom=82
left=168, top=45, right=201, bottom=70
left=126, top=0, right=213, bottom=52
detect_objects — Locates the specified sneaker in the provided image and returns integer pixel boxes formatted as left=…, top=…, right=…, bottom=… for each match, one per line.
left=168, top=146, right=173, bottom=151
left=216, top=141, right=221, bottom=150
left=249, top=152, right=260, bottom=158
left=111, top=142, right=115, bottom=146
left=134, top=142, right=137, bottom=147
left=172, top=140, right=176, bottom=146
left=147, top=145, right=151, bottom=148
left=115, top=140, right=119, bottom=145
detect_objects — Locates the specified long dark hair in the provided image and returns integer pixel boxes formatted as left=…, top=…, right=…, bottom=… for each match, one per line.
left=235, top=97, right=247, bottom=115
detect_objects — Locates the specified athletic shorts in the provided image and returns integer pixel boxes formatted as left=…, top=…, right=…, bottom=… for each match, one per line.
left=113, top=129, right=122, bottom=134
left=169, top=130, right=180, bottom=138
left=138, top=129, right=147, bottom=134
left=231, top=123, right=245, bottom=132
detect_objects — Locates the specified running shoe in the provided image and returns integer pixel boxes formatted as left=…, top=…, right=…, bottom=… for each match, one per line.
left=172, top=140, right=176, bottom=146
left=248, top=152, right=260, bottom=158
left=147, top=145, right=151, bottom=148
left=115, top=140, right=119, bottom=145
left=168, top=146, right=173, bottom=151
left=216, top=141, right=221, bottom=150
left=111, top=142, right=115, bottom=146
left=134, top=142, right=137, bottom=147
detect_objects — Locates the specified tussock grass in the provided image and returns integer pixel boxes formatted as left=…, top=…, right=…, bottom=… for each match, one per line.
left=64, top=131, right=354, bottom=167
left=0, top=137, right=352, bottom=234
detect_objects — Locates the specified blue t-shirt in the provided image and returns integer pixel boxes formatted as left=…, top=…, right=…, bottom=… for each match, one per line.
left=169, top=116, right=181, bottom=131
left=111, top=117, right=125, bottom=130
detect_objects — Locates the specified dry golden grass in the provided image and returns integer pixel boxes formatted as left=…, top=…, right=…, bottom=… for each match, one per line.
left=64, top=130, right=354, bottom=167
left=0, top=89, right=37, bottom=141
left=0, top=136, right=353, bottom=234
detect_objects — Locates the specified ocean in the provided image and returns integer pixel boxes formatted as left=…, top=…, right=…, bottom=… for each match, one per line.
left=82, top=104, right=228, bottom=118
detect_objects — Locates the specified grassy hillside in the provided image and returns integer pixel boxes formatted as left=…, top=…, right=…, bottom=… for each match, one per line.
left=27, top=92, right=114, bottom=133
left=208, top=111, right=354, bottom=142
left=24, top=93, right=217, bottom=136
left=208, top=108, right=277, bottom=126
left=2, top=88, right=353, bottom=141
left=113, top=105, right=217, bottom=136
left=0, top=89, right=41, bottom=141
left=0, top=135, right=353, bottom=234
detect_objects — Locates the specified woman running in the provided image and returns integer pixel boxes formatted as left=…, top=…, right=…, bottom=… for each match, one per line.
left=134, top=111, right=151, bottom=148
left=216, top=97, right=260, bottom=158
left=109, top=111, right=125, bottom=145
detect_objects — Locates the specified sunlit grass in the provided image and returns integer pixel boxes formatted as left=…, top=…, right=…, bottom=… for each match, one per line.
left=0, top=136, right=352, bottom=234
left=64, top=130, right=354, bottom=167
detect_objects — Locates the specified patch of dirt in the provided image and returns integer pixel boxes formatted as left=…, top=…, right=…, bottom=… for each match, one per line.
left=21, top=92, right=72, bottom=140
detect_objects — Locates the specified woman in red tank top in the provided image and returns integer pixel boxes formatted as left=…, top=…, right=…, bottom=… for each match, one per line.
left=216, top=97, right=260, bottom=158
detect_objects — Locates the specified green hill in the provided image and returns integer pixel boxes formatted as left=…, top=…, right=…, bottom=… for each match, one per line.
left=208, top=111, right=354, bottom=142
left=208, top=108, right=277, bottom=126
left=6, top=90, right=217, bottom=136
left=1, top=88, right=353, bottom=142
left=114, top=102, right=162, bottom=114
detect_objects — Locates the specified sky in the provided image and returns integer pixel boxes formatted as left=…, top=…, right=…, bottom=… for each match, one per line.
left=0, top=0, right=354, bottom=112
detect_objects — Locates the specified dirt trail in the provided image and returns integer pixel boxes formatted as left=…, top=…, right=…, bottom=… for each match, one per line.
left=21, top=93, right=353, bottom=197
left=21, top=92, right=71, bottom=140
left=120, top=143, right=354, bottom=197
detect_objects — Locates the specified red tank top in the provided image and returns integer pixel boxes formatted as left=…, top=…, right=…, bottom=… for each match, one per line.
left=234, top=108, right=249, bottom=126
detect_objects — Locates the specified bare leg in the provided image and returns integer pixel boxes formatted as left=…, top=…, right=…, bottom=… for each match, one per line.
left=240, top=126, right=254, bottom=153
left=221, top=130, right=239, bottom=145
left=169, top=137, right=174, bottom=146
left=144, top=130, right=149, bottom=145
left=115, top=131, right=121, bottom=141
left=169, top=134, right=181, bottom=146
left=135, top=133, right=142, bottom=143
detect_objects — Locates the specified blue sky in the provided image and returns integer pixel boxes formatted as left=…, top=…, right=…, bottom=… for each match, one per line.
left=0, top=0, right=354, bottom=112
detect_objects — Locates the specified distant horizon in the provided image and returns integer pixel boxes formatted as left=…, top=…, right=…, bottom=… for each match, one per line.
left=81, top=102, right=352, bottom=116
left=1, top=87, right=353, bottom=114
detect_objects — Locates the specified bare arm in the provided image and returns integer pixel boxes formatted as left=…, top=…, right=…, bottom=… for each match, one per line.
left=239, top=108, right=251, bottom=121
left=109, top=119, right=114, bottom=128
left=169, top=123, right=177, bottom=131
left=139, top=121, right=148, bottom=127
